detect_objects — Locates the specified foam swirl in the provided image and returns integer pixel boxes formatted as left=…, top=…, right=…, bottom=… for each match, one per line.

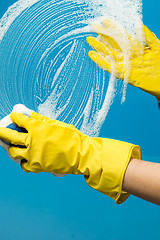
left=0, top=0, right=142, bottom=136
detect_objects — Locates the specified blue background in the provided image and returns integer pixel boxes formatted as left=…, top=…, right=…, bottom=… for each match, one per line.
left=0, top=1, right=160, bottom=239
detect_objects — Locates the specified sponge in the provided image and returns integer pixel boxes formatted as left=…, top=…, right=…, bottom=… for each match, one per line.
left=0, top=104, right=33, bottom=164
left=0, top=104, right=65, bottom=177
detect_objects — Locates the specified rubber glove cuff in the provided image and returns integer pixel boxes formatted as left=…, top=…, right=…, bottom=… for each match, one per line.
left=84, top=137, right=141, bottom=204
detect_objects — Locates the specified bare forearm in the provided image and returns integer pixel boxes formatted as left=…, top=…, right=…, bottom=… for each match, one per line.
left=123, top=158, right=160, bottom=205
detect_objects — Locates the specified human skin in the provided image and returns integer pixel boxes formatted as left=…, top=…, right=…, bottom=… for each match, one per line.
left=123, top=158, right=160, bottom=205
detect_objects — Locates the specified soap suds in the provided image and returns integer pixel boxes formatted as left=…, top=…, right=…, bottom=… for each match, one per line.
left=0, top=0, right=143, bottom=136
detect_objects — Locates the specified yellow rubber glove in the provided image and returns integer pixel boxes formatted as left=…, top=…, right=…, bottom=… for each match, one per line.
left=0, top=112, right=141, bottom=204
left=87, top=19, right=160, bottom=102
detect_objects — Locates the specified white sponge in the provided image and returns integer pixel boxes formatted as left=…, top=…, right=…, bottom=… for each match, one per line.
left=0, top=104, right=33, bottom=164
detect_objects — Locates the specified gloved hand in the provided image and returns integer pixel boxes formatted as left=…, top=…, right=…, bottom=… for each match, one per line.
left=87, top=18, right=160, bottom=102
left=0, top=111, right=141, bottom=204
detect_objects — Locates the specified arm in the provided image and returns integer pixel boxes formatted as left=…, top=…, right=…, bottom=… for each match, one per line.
left=2, top=111, right=160, bottom=205
left=123, top=158, right=160, bottom=205
left=0, top=111, right=141, bottom=204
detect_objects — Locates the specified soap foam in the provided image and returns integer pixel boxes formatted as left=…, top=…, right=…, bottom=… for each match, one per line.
left=0, top=0, right=143, bottom=136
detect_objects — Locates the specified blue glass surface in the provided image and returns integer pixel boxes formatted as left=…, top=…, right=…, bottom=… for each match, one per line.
left=0, top=1, right=160, bottom=240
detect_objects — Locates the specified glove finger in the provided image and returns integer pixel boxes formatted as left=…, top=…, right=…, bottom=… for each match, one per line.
left=91, top=23, right=122, bottom=49
left=91, top=22, right=131, bottom=52
left=10, top=112, right=30, bottom=131
left=101, top=19, right=144, bottom=55
left=30, top=112, right=55, bottom=124
left=144, top=25, right=160, bottom=50
left=92, top=21, right=121, bottom=37
left=0, top=127, right=27, bottom=146
left=100, top=33, right=144, bottom=59
left=102, top=17, right=120, bottom=29
left=31, top=112, right=77, bottom=130
left=102, top=18, right=131, bottom=39
left=88, top=50, right=111, bottom=71
left=21, top=158, right=42, bottom=173
left=88, top=50, right=124, bottom=79
left=20, top=159, right=30, bottom=173
left=9, top=146, right=28, bottom=160
left=100, top=34, right=122, bottom=52
left=100, top=27, right=144, bottom=57
left=92, top=19, right=145, bottom=56
left=87, top=36, right=122, bottom=61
